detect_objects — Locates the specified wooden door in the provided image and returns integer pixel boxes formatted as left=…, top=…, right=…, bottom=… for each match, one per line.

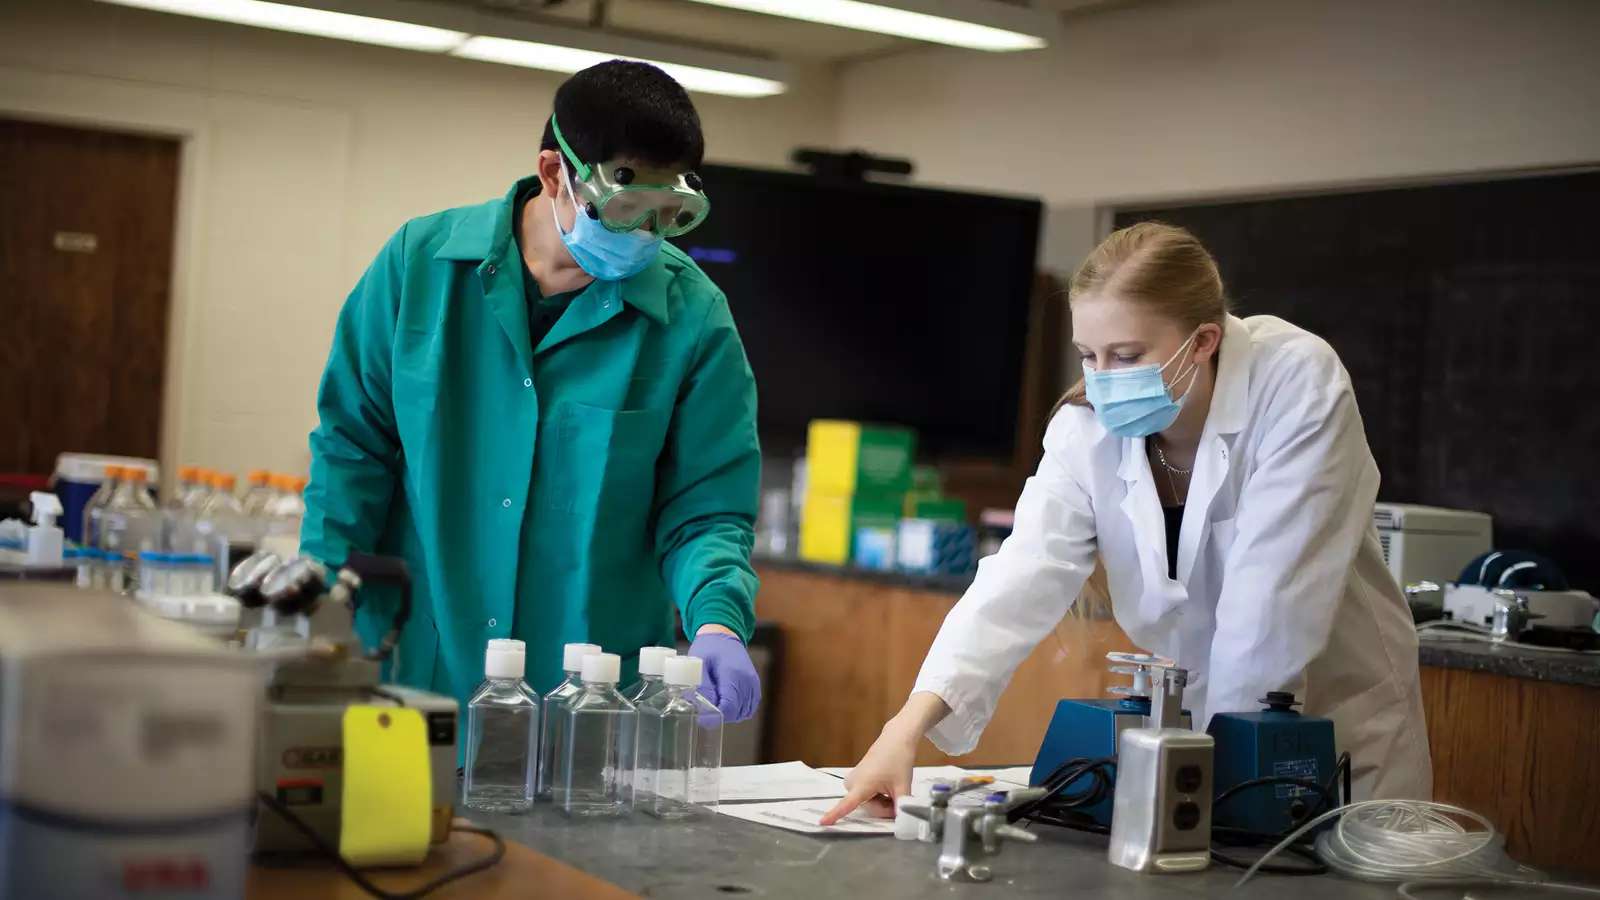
left=0, top=117, right=180, bottom=475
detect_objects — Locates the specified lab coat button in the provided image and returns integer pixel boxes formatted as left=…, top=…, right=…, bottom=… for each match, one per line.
left=501, top=498, right=512, bottom=508
left=485, top=264, right=498, bottom=276
left=602, top=300, right=611, bottom=309
left=487, top=618, right=497, bottom=628
left=523, top=378, right=533, bottom=388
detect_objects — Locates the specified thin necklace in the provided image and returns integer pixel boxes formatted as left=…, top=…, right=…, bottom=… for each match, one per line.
left=1152, top=437, right=1192, bottom=476
left=1151, top=437, right=1190, bottom=504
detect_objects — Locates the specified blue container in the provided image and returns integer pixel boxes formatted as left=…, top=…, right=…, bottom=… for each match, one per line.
left=53, top=454, right=159, bottom=544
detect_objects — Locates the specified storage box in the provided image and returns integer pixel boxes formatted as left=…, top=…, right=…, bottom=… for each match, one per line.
left=805, top=421, right=916, bottom=496
left=799, top=491, right=904, bottom=566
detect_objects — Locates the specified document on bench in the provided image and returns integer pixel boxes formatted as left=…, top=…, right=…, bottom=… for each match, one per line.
left=714, top=798, right=896, bottom=836
left=817, top=765, right=1032, bottom=798
left=717, top=761, right=849, bottom=802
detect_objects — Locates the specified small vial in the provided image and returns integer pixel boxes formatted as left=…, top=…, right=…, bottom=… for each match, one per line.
left=536, top=642, right=601, bottom=801
left=636, top=655, right=723, bottom=819
left=463, top=639, right=540, bottom=813
left=71, top=549, right=92, bottom=589
left=138, top=551, right=166, bottom=597
left=621, top=646, right=678, bottom=706
left=193, top=554, right=217, bottom=594
left=552, top=653, right=637, bottom=818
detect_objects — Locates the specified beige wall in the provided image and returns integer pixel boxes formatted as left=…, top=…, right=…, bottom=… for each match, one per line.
left=0, top=0, right=836, bottom=485
left=837, top=0, right=1600, bottom=214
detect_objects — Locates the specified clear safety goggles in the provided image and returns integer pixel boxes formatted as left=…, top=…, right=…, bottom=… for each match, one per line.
left=552, top=115, right=711, bottom=238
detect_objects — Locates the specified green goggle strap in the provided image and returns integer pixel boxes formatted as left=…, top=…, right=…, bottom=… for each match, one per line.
left=550, top=114, right=592, bottom=183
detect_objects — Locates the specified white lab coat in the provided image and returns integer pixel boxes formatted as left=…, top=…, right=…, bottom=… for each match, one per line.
left=915, top=314, right=1432, bottom=800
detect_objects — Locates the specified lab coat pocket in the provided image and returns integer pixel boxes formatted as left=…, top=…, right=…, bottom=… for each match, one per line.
left=543, top=402, right=671, bottom=524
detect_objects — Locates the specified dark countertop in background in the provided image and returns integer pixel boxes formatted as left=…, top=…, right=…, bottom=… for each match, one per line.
left=1416, top=638, right=1600, bottom=688
left=754, top=554, right=1600, bottom=690
left=755, top=552, right=975, bottom=595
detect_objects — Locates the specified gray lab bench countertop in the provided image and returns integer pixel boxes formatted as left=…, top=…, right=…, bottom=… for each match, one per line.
left=477, top=805, right=1393, bottom=900
left=753, top=554, right=1600, bottom=690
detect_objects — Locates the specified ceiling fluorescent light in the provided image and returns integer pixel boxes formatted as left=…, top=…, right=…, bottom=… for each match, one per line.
left=452, top=36, right=786, bottom=98
left=96, top=0, right=468, bottom=52
left=95, top=0, right=791, bottom=98
left=681, top=0, right=1054, bottom=51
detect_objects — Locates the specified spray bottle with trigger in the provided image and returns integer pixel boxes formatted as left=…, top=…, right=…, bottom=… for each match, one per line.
left=25, top=492, right=65, bottom=568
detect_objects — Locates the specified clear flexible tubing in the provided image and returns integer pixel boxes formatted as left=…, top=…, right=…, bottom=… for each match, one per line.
left=1233, top=799, right=1582, bottom=892
left=1397, top=880, right=1600, bottom=899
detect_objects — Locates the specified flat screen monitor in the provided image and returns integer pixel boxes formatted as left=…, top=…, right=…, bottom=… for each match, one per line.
left=676, top=164, right=1043, bottom=460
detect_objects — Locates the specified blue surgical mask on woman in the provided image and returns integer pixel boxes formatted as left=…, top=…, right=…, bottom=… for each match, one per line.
left=551, top=157, right=664, bottom=282
left=1083, top=329, right=1202, bottom=438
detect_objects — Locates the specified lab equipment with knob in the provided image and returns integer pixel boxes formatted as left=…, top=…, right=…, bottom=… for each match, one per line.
left=1206, top=691, right=1338, bottom=838
left=224, top=550, right=460, bottom=860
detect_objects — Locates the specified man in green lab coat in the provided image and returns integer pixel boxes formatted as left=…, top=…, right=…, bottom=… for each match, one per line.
left=301, top=61, right=762, bottom=723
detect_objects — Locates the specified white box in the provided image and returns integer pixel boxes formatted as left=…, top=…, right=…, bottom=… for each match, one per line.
left=1373, top=503, right=1492, bottom=592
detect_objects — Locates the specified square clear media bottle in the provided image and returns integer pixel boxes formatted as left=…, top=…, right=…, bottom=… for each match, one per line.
left=537, top=642, right=601, bottom=802
left=621, top=645, right=677, bottom=707
left=552, top=652, right=637, bottom=817
left=636, top=655, right=723, bottom=819
left=463, top=639, right=540, bottom=812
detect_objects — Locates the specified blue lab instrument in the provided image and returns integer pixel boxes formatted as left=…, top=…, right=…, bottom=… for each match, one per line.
left=1206, top=691, right=1337, bottom=836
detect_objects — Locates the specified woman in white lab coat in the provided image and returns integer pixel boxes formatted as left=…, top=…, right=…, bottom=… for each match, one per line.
left=821, top=222, right=1431, bottom=825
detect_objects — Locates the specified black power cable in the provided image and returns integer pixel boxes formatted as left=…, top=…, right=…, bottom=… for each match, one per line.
left=1008, top=756, right=1118, bottom=824
left=1204, top=751, right=1352, bottom=875
left=256, top=792, right=506, bottom=900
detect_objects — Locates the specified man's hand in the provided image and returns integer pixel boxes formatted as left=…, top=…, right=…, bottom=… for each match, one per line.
left=689, top=626, right=761, bottom=723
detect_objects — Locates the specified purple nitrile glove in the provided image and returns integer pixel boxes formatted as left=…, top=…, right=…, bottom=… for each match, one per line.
left=689, top=632, right=761, bottom=724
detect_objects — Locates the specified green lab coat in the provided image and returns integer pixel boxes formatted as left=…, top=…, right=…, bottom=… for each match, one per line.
left=301, top=175, right=760, bottom=708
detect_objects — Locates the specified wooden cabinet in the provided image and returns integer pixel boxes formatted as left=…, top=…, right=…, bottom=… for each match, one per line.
left=755, top=564, right=1135, bottom=768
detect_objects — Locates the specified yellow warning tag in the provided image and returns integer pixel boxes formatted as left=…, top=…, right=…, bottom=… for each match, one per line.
left=340, top=706, right=432, bottom=867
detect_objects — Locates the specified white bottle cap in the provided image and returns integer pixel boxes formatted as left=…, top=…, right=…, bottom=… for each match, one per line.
left=484, top=639, right=525, bottom=680
left=581, top=652, right=621, bottom=685
left=663, top=655, right=704, bottom=688
left=562, top=642, right=602, bottom=672
left=638, top=645, right=678, bottom=677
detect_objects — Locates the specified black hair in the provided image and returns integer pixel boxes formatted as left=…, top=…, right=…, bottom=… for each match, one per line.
left=540, top=60, right=705, bottom=171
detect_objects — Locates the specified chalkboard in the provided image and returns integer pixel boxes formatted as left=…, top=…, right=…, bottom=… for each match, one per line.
left=1115, top=171, right=1600, bottom=592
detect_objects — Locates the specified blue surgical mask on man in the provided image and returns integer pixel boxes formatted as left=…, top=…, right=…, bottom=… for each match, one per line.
left=551, top=156, right=664, bottom=282
left=1083, top=329, right=1202, bottom=438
